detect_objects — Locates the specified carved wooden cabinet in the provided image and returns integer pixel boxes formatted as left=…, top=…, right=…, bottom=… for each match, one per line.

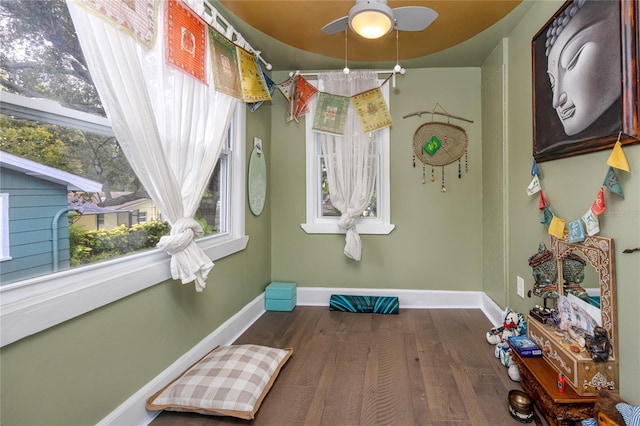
left=527, top=234, right=619, bottom=397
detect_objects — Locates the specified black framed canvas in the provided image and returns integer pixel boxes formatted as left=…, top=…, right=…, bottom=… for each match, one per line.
left=532, top=0, right=639, bottom=162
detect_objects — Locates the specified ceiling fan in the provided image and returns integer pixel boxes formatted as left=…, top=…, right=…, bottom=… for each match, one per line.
left=321, top=0, right=439, bottom=40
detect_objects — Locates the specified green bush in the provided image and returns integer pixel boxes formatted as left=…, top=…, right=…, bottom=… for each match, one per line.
left=69, top=220, right=170, bottom=266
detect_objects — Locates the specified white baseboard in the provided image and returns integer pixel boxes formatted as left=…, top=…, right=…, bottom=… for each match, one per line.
left=100, top=288, right=506, bottom=425
left=98, top=293, right=266, bottom=426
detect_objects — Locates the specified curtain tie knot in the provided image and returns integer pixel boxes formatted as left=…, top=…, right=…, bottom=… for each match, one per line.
left=338, top=214, right=356, bottom=231
left=157, top=217, right=203, bottom=255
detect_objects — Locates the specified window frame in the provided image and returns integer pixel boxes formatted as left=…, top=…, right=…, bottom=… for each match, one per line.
left=0, top=93, right=248, bottom=347
left=301, top=79, right=395, bottom=235
left=0, top=193, right=10, bottom=261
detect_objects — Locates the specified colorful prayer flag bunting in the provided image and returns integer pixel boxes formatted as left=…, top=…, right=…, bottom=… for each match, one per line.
left=294, top=75, right=318, bottom=121
left=538, top=190, right=547, bottom=210
left=531, top=160, right=540, bottom=177
left=540, top=206, right=553, bottom=228
left=351, top=87, right=393, bottom=132
left=582, top=208, right=600, bottom=236
left=527, top=175, right=541, bottom=195
left=209, top=28, right=241, bottom=98
left=238, top=48, right=271, bottom=103
left=247, top=65, right=276, bottom=112
left=591, top=187, right=606, bottom=215
left=166, top=0, right=206, bottom=83
left=276, top=76, right=296, bottom=101
left=312, top=92, right=350, bottom=135
left=568, top=219, right=586, bottom=243
left=603, top=166, right=624, bottom=198
left=548, top=216, right=565, bottom=239
left=76, top=0, right=157, bottom=48
left=606, top=141, right=629, bottom=172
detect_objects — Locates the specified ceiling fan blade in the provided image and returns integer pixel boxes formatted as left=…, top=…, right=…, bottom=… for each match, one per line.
left=392, top=6, right=438, bottom=31
left=321, top=16, right=349, bottom=35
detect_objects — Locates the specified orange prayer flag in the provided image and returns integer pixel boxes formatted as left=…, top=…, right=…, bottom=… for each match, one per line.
left=591, top=187, right=606, bottom=215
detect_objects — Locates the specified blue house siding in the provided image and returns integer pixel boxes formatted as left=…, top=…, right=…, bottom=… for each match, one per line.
left=1, top=167, right=71, bottom=284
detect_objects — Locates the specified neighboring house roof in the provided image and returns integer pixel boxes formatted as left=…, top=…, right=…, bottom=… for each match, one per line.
left=68, top=198, right=132, bottom=215
left=0, top=151, right=102, bottom=192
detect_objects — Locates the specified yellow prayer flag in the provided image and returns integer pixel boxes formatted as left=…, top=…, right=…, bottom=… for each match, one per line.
left=547, top=216, right=565, bottom=239
left=606, top=141, right=630, bottom=172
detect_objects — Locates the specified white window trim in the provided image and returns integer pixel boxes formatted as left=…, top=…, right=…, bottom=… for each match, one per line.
left=0, top=95, right=248, bottom=348
left=0, top=193, right=11, bottom=261
left=301, top=79, right=394, bottom=235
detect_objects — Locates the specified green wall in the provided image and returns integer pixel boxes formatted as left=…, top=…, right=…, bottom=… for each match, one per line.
left=481, top=39, right=508, bottom=308
left=270, top=69, right=484, bottom=291
left=2, top=3, right=638, bottom=424
left=0, top=105, right=273, bottom=425
left=499, top=0, right=640, bottom=404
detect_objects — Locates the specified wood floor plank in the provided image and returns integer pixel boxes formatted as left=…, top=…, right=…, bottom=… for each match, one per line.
left=151, top=307, right=526, bottom=426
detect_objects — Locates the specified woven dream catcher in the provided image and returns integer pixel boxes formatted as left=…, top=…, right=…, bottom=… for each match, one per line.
left=406, top=105, right=471, bottom=192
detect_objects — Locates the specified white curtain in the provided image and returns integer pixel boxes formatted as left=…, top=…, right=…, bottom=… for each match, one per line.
left=317, top=71, right=379, bottom=261
left=67, top=1, right=239, bottom=291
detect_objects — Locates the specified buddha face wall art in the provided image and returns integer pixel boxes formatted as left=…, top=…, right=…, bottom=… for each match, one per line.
left=531, top=0, right=640, bottom=162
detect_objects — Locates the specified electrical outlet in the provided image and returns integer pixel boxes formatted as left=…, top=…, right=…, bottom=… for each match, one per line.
left=517, top=276, right=525, bottom=298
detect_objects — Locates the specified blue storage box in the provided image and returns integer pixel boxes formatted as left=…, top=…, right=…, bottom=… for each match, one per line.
left=265, top=282, right=297, bottom=312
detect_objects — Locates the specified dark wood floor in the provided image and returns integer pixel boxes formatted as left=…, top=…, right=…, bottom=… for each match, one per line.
left=150, top=307, right=528, bottom=425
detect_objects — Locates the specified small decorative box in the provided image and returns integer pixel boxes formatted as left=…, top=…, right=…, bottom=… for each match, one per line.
left=265, top=282, right=297, bottom=312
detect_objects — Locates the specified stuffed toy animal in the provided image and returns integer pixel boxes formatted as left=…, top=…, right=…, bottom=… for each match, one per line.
left=486, top=308, right=527, bottom=382
left=486, top=308, right=527, bottom=345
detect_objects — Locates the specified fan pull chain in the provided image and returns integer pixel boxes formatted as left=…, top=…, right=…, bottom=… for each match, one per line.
left=430, top=166, right=435, bottom=182
left=412, top=153, right=416, bottom=168
left=458, top=159, right=462, bottom=178
left=422, top=164, right=426, bottom=184
left=465, top=149, right=469, bottom=173
left=441, top=167, right=446, bottom=192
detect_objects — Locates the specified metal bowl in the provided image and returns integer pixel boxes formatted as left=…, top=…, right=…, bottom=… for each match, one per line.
left=508, top=389, right=534, bottom=423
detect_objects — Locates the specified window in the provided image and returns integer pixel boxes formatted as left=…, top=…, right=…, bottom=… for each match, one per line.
left=0, top=0, right=248, bottom=346
left=0, top=194, right=10, bottom=261
left=301, top=79, right=394, bottom=235
left=0, top=92, right=247, bottom=346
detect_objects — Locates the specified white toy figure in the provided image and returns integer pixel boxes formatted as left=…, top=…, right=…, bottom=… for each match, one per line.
left=486, top=308, right=527, bottom=345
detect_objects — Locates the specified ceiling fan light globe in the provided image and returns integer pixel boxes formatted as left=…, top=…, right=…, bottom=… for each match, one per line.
left=349, top=2, right=393, bottom=39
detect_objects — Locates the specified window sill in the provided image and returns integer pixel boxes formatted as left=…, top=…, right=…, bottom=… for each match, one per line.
left=301, top=222, right=395, bottom=235
left=0, top=234, right=249, bottom=347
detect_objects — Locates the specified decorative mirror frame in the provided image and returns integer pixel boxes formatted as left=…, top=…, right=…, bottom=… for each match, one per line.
left=550, top=234, right=617, bottom=358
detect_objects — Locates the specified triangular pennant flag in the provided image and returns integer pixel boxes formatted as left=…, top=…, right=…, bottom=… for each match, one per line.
left=540, top=206, right=553, bottom=228
left=548, top=216, right=565, bottom=239
left=582, top=208, right=600, bottom=236
left=294, top=75, right=319, bottom=121
left=603, top=166, right=624, bottom=198
left=606, top=141, right=630, bottom=172
left=285, top=79, right=298, bottom=122
left=527, top=175, right=541, bottom=195
left=276, top=75, right=296, bottom=101
left=531, top=160, right=540, bottom=177
left=538, top=190, right=547, bottom=210
left=591, top=187, right=606, bottom=215
left=568, top=219, right=586, bottom=243
left=312, top=92, right=350, bottom=135
left=247, top=68, right=276, bottom=112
